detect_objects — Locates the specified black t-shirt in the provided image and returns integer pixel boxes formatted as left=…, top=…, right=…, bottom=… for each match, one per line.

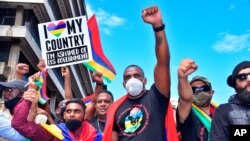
left=113, top=84, right=169, bottom=141
left=89, top=116, right=105, bottom=133
left=176, top=108, right=209, bottom=141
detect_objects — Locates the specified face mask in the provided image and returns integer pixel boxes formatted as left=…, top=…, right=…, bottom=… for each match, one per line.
left=65, top=119, right=82, bottom=132
left=193, top=92, right=212, bottom=107
left=237, top=88, right=250, bottom=104
left=125, top=77, right=144, bottom=97
left=4, top=96, right=21, bottom=110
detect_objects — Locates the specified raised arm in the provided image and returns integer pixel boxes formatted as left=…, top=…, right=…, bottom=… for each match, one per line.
left=12, top=77, right=53, bottom=140
left=85, top=72, right=104, bottom=120
left=177, top=59, right=197, bottom=123
left=142, top=6, right=169, bottom=98
left=61, top=66, right=72, bottom=99
left=16, top=63, right=29, bottom=80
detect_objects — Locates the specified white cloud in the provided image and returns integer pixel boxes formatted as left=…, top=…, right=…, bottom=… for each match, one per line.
left=86, top=3, right=126, bottom=35
left=229, top=4, right=235, bottom=11
left=212, top=32, right=250, bottom=53
left=86, top=4, right=94, bottom=18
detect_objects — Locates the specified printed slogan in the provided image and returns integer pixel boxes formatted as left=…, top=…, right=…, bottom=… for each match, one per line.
left=38, top=16, right=92, bottom=68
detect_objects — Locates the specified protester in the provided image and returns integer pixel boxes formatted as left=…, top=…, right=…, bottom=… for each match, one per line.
left=54, top=66, right=72, bottom=123
left=11, top=77, right=102, bottom=140
left=210, top=61, right=250, bottom=141
left=176, top=58, right=218, bottom=141
left=88, top=90, right=114, bottom=133
left=0, top=79, right=27, bottom=141
left=103, top=5, right=178, bottom=141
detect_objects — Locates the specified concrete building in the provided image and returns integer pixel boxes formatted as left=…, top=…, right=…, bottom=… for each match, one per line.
left=0, top=0, right=93, bottom=115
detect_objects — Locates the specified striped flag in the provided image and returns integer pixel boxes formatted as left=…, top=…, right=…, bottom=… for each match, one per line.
left=84, top=15, right=116, bottom=83
left=35, top=71, right=49, bottom=105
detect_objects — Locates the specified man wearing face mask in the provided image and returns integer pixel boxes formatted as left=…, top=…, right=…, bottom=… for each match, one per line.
left=103, top=5, right=178, bottom=141
left=12, top=81, right=103, bottom=141
left=210, top=61, right=250, bottom=141
left=0, top=79, right=28, bottom=141
left=177, top=59, right=218, bottom=141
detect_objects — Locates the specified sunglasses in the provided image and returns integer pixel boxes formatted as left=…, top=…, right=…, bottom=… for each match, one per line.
left=235, top=72, right=250, bottom=82
left=191, top=85, right=211, bottom=93
left=3, top=88, right=13, bottom=92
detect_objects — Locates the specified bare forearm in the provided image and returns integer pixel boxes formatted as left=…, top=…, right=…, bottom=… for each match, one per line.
left=64, top=76, right=72, bottom=99
left=154, top=26, right=170, bottom=97
left=177, top=77, right=193, bottom=123
left=178, top=77, right=193, bottom=102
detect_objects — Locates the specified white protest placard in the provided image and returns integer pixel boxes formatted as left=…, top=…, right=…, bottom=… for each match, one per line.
left=38, top=16, right=93, bottom=69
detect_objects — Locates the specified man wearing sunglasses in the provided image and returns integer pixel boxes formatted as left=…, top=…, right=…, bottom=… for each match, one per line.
left=210, top=61, right=250, bottom=141
left=177, top=59, right=217, bottom=141
left=0, top=79, right=28, bottom=141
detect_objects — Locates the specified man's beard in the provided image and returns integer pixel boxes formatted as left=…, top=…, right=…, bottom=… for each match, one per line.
left=65, top=119, right=82, bottom=132
left=237, top=88, right=250, bottom=104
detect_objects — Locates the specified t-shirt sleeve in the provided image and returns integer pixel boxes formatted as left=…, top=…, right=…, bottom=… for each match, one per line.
left=0, top=114, right=27, bottom=141
left=113, top=116, right=119, bottom=132
left=176, top=108, right=197, bottom=140
left=151, top=84, right=170, bottom=105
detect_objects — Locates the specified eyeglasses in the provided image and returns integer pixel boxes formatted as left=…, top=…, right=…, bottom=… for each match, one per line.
left=235, top=72, right=250, bottom=82
left=191, top=85, right=211, bottom=93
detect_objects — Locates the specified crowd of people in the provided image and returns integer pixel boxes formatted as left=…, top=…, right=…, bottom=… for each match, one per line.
left=0, top=5, right=250, bottom=141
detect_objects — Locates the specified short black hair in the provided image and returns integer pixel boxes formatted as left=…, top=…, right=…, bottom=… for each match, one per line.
left=65, top=98, right=86, bottom=112
left=97, top=90, right=114, bottom=102
left=123, top=65, right=144, bottom=77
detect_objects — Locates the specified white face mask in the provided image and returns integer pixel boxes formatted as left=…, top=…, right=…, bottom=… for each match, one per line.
left=125, top=77, right=144, bottom=97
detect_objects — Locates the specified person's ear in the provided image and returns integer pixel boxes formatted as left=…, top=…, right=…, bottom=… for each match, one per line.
left=123, top=81, right=126, bottom=89
left=143, top=78, right=147, bottom=85
left=210, top=90, right=215, bottom=95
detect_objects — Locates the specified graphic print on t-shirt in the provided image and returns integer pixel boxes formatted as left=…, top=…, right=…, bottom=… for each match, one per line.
left=124, top=107, right=143, bottom=133
left=117, top=104, right=149, bottom=136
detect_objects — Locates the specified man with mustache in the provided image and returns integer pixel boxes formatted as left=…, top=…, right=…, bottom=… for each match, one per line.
left=177, top=59, right=217, bottom=141
left=88, top=90, right=113, bottom=134
left=210, top=61, right=250, bottom=141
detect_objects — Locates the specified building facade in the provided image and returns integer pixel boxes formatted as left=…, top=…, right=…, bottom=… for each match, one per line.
left=0, top=0, right=93, bottom=115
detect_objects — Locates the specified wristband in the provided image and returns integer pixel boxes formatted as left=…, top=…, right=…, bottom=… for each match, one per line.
left=153, top=24, right=165, bottom=32
left=96, top=83, right=104, bottom=86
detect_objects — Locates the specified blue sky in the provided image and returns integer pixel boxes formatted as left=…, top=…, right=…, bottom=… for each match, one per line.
left=85, top=0, right=250, bottom=104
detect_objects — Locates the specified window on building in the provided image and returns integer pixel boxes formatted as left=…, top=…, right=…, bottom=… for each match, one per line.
left=24, top=9, right=41, bottom=48
left=0, top=8, right=16, bottom=25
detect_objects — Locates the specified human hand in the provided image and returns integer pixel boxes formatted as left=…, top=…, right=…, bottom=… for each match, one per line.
left=37, top=59, right=46, bottom=71
left=92, top=72, right=103, bottom=85
left=16, top=63, right=29, bottom=75
left=142, top=6, right=163, bottom=27
left=23, top=87, right=38, bottom=104
left=178, top=59, right=198, bottom=79
left=61, top=66, right=70, bottom=78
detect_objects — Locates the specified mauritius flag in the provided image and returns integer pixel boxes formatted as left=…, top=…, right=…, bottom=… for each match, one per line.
left=40, top=121, right=102, bottom=141
left=84, top=15, right=116, bottom=83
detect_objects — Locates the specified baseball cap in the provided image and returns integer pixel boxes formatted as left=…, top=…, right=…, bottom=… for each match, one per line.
left=190, top=75, right=212, bottom=89
left=0, top=79, right=28, bottom=91
left=227, top=61, right=250, bottom=88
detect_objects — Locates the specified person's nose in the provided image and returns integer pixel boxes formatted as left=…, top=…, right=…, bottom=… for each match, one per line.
left=69, top=112, right=75, bottom=118
left=247, top=74, right=250, bottom=81
left=100, top=101, right=106, bottom=106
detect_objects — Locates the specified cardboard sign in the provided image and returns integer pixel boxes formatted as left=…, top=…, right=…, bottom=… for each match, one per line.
left=38, top=16, right=93, bottom=68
